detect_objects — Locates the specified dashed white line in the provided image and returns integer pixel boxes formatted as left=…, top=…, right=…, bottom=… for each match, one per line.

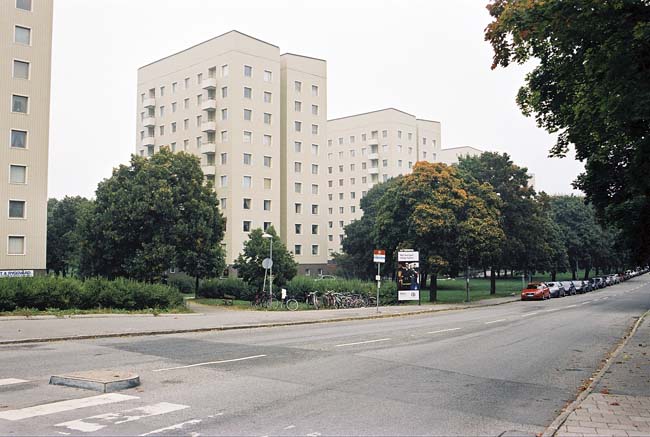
left=0, top=378, right=28, bottom=387
left=284, top=425, right=296, bottom=430
left=485, top=319, right=507, bottom=325
left=153, top=355, right=267, bottom=372
left=0, top=394, right=138, bottom=421
left=427, top=328, right=461, bottom=335
left=335, top=338, right=391, bottom=347
left=521, top=312, right=538, bottom=317
left=566, top=304, right=578, bottom=308
left=140, top=419, right=203, bottom=436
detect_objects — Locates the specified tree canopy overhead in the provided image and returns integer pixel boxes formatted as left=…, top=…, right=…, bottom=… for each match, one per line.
left=485, top=0, right=650, bottom=263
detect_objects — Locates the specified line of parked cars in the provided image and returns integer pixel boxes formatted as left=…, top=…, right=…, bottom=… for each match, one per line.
left=520, top=267, right=649, bottom=301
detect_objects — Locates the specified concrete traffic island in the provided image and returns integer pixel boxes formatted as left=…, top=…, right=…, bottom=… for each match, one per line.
left=49, top=370, right=140, bottom=393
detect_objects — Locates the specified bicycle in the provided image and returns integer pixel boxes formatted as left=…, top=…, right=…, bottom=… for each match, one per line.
left=269, top=297, right=299, bottom=311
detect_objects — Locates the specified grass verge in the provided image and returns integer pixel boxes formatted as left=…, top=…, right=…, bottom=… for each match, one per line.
left=0, top=306, right=191, bottom=317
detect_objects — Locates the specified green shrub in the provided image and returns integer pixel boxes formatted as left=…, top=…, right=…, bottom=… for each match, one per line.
left=197, top=278, right=253, bottom=300
left=168, top=275, right=195, bottom=294
left=285, top=276, right=398, bottom=304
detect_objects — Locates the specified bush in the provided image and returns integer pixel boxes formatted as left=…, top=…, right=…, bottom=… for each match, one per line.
left=197, top=278, right=253, bottom=300
left=168, top=275, right=195, bottom=294
left=0, top=276, right=183, bottom=312
left=285, top=276, right=398, bottom=305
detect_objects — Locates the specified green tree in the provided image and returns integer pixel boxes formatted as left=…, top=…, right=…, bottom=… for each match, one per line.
left=485, top=0, right=650, bottom=265
left=233, top=226, right=297, bottom=293
left=79, top=149, right=225, bottom=284
left=47, top=196, right=93, bottom=276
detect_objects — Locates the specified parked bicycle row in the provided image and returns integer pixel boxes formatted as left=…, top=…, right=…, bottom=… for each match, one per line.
left=251, top=290, right=376, bottom=311
left=521, top=267, right=649, bottom=301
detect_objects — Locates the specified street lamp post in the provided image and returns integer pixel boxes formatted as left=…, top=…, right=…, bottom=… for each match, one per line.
left=262, top=233, right=273, bottom=305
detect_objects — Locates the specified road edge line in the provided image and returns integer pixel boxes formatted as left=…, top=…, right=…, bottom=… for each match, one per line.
left=542, top=309, right=650, bottom=437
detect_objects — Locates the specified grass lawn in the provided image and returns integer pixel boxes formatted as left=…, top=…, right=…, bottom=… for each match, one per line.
left=0, top=306, right=191, bottom=317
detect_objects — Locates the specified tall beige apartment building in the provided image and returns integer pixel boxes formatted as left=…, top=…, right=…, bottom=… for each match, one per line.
left=325, top=109, right=441, bottom=255
left=137, top=31, right=329, bottom=274
left=0, top=0, right=53, bottom=275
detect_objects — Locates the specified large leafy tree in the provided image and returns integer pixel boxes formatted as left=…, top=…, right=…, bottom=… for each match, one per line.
left=79, top=149, right=225, bottom=285
left=375, top=162, right=504, bottom=301
left=47, top=196, right=93, bottom=276
left=485, top=0, right=650, bottom=264
left=233, top=226, right=297, bottom=292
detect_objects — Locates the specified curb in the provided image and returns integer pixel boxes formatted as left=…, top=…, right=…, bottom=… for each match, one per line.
left=0, top=298, right=519, bottom=346
left=542, top=309, right=650, bottom=437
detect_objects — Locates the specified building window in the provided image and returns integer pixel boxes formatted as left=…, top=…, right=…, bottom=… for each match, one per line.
left=220, top=130, right=228, bottom=142
left=294, top=81, right=302, bottom=93
left=9, top=200, right=25, bottom=218
left=338, top=137, right=343, bottom=145
left=243, top=198, right=251, bottom=209
left=383, top=159, right=388, bottom=167
left=244, top=109, right=252, bottom=121
left=263, top=135, right=272, bottom=146
left=243, top=176, right=252, bottom=188
left=311, top=204, right=319, bottom=214
left=172, top=82, right=177, bottom=93
left=13, top=60, right=29, bottom=79
left=311, top=225, right=319, bottom=235
left=264, top=200, right=271, bottom=211
left=221, top=153, right=227, bottom=165
left=12, top=95, right=28, bottom=113
left=312, top=125, right=319, bottom=135
left=221, top=64, right=229, bottom=77
left=351, top=192, right=356, bottom=199
left=263, top=70, right=272, bottom=82
left=220, top=198, right=227, bottom=209
left=264, top=222, right=271, bottom=231
left=311, top=184, right=319, bottom=195
left=244, top=65, right=252, bottom=77
left=312, top=105, right=319, bottom=116
left=311, top=164, right=319, bottom=175
left=196, top=74, right=202, bottom=85
left=408, top=132, right=413, bottom=141
left=339, top=193, right=344, bottom=200
left=9, top=165, right=26, bottom=184
left=8, top=236, right=25, bottom=255
left=264, top=113, right=272, bottom=124
left=294, top=121, right=302, bottom=132
left=264, top=91, right=272, bottom=103
left=294, top=245, right=302, bottom=255
left=311, top=144, right=319, bottom=155
left=294, top=101, right=302, bottom=112
left=264, top=178, right=272, bottom=189
left=243, top=131, right=252, bottom=143
left=221, top=86, right=228, bottom=98
left=171, top=122, right=176, bottom=133
left=10, top=130, right=27, bottom=148
left=172, top=102, right=177, bottom=113
left=184, top=77, right=190, bottom=89
left=294, top=141, right=302, bottom=153
left=16, top=0, right=31, bottom=11
left=221, top=108, right=228, bottom=121
left=243, top=153, right=252, bottom=165
left=243, top=221, right=251, bottom=232
left=14, top=26, right=31, bottom=45
left=295, top=203, right=302, bottom=214
left=312, top=85, right=319, bottom=96
left=294, top=162, right=302, bottom=173
left=295, top=224, right=302, bottom=234
left=220, top=175, right=228, bottom=187
left=295, top=182, right=302, bottom=193
left=263, top=156, right=272, bottom=167
left=244, top=87, right=252, bottom=99
left=423, top=137, right=427, bottom=145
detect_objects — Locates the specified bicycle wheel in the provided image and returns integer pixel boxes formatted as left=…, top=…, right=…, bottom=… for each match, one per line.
left=286, top=299, right=299, bottom=311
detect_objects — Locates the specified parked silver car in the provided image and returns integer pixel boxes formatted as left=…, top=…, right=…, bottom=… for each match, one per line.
left=560, top=281, right=576, bottom=296
left=546, top=282, right=565, bottom=298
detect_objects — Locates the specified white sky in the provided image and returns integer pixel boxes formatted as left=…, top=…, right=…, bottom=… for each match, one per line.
left=48, top=0, right=583, bottom=199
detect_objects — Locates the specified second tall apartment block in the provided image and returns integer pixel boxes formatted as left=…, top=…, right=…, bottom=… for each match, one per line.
left=136, top=31, right=329, bottom=274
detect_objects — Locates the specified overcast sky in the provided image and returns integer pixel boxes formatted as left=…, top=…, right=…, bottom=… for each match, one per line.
left=48, top=0, right=583, bottom=199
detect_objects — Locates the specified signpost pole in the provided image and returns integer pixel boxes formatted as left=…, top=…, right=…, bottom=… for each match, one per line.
left=465, top=264, right=470, bottom=303
left=376, top=262, right=381, bottom=313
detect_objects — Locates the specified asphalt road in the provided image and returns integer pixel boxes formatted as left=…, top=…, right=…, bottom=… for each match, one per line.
left=1, top=276, right=648, bottom=436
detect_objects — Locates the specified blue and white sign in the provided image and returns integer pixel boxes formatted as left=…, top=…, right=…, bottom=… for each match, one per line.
left=0, top=270, right=34, bottom=278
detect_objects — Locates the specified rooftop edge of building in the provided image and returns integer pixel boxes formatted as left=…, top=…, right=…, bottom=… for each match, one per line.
left=328, top=108, right=440, bottom=123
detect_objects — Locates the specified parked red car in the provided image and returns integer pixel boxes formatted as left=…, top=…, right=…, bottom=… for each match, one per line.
left=521, top=282, right=551, bottom=301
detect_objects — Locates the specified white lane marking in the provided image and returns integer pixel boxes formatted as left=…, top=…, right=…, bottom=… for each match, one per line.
left=485, top=319, right=507, bottom=325
left=284, top=425, right=296, bottom=430
left=152, top=355, right=267, bottom=372
left=140, top=418, right=203, bottom=436
left=566, top=304, right=578, bottom=308
left=0, top=394, right=138, bottom=421
left=521, top=312, right=538, bottom=317
left=56, top=433, right=70, bottom=436
left=543, top=308, right=561, bottom=312
left=581, top=301, right=591, bottom=305
left=335, top=338, right=391, bottom=347
left=427, top=328, right=461, bottom=335
left=603, top=296, right=610, bottom=300
left=56, top=402, right=189, bottom=433
left=0, top=378, right=28, bottom=386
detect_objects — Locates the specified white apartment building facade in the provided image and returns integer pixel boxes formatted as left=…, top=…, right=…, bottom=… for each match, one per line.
left=0, top=0, right=53, bottom=274
left=325, top=108, right=442, bottom=255
left=136, top=31, right=329, bottom=274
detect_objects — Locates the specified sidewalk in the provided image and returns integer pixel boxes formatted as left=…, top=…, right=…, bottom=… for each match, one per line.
left=0, top=295, right=518, bottom=344
left=555, top=314, right=650, bottom=437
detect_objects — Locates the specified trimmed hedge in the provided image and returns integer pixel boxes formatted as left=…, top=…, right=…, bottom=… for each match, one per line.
left=285, top=277, right=398, bottom=305
left=0, top=276, right=184, bottom=312
left=197, top=278, right=253, bottom=301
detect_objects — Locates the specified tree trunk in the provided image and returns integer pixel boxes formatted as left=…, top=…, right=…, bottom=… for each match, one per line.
left=490, top=268, right=496, bottom=295
left=195, top=276, right=200, bottom=295
left=595, top=266, right=600, bottom=276
left=583, top=267, right=591, bottom=280
left=551, top=270, right=557, bottom=281
left=572, top=269, right=577, bottom=280
left=483, top=268, right=487, bottom=280
left=429, top=273, right=438, bottom=302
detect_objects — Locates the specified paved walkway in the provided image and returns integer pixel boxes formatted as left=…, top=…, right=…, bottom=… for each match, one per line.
left=0, top=295, right=518, bottom=344
left=556, top=315, right=650, bottom=437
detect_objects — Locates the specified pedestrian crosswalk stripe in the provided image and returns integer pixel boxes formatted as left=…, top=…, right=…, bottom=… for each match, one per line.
left=0, top=378, right=28, bottom=387
left=55, top=402, right=189, bottom=433
left=0, top=393, right=138, bottom=421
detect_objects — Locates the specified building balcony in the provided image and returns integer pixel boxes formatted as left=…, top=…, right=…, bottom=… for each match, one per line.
left=202, top=77, right=217, bottom=90
left=368, top=167, right=380, bottom=175
left=143, top=98, right=156, bottom=109
left=202, top=142, right=217, bottom=154
left=367, top=137, right=379, bottom=146
left=141, top=136, right=155, bottom=147
left=142, top=117, right=156, bottom=128
left=201, top=99, right=217, bottom=111
left=368, top=153, right=379, bottom=160
left=202, top=165, right=216, bottom=176
left=201, top=121, right=217, bottom=133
